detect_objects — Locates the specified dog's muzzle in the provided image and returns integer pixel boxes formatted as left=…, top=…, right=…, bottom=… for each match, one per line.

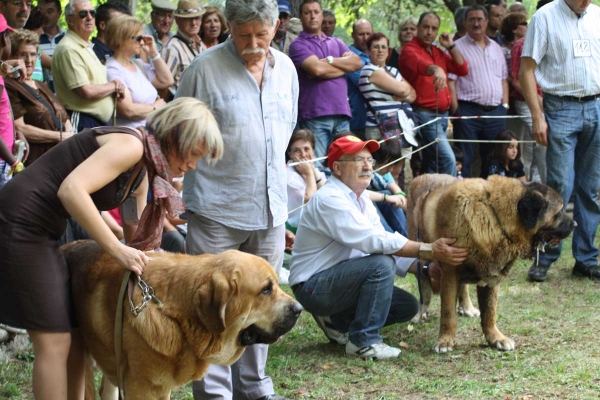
left=239, top=302, right=303, bottom=346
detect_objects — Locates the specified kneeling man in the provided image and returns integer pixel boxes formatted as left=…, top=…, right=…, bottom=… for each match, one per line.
left=289, top=135, right=468, bottom=360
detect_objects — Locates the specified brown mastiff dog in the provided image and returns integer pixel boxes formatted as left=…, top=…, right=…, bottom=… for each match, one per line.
left=63, top=240, right=302, bottom=399
left=407, top=174, right=574, bottom=353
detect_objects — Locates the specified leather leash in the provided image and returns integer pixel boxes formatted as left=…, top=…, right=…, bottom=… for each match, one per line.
left=114, top=270, right=132, bottom=400
left=113, top=269, right=163, bottom=399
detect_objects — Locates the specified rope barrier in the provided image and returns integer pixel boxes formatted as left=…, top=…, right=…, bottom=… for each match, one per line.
left=285, top=112, right=537, bottom=215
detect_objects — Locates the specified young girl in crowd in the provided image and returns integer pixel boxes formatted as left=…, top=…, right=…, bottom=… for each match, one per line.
left=487, top=130, right=526, bottom=182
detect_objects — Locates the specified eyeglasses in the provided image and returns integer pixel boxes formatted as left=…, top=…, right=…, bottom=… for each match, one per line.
left=338, top=157, right=376, bottom=166
left=130, top=35, right=143, bottom=42
left=77, top=9, right=96, bottom=18
left=153, top=10, right=174, bottom=19
left=3, top=1, right=32, bottom=8
left=518, top=21, right=528, bottom=26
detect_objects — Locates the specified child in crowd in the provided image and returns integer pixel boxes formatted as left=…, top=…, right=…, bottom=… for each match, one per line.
left=369, top=140, right=408, bottom=236
left=487, top=130, right=526, bottom=182
left=452, top=145, right=464, bottom=179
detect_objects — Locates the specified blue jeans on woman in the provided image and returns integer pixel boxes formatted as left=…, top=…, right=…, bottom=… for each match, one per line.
left=375, top=190, right=408, bottom=237
left=293, top=255, right=418, bottom=347
left=539, top=94, right=600, bottom=268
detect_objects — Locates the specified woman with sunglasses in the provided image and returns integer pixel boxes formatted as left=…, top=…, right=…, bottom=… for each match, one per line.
left=105, top=15, right=173, bottom=128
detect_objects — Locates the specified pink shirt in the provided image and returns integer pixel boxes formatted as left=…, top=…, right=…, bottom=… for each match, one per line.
left=449, top=34, right=507, bottom=106
left=0, top=76, right=14, bottom=151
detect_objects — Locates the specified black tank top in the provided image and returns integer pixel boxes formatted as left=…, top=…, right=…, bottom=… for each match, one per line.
left=0, top=126, right=147, bottom=239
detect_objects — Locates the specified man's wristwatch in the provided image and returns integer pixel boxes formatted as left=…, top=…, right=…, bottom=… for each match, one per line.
left=502, top=103, right=509, bottom=109
left=326, top=56, right=334, bottom=65
left=418, top=243, right=434, bottom=261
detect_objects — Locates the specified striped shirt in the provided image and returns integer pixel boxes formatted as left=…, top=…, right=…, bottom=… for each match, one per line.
left=522, top=0, right=600, bottom=97
left=162, top=32, right=207, bottom=97
left=359, top=63, right=405, bottom=127
left=449, top=34, right=507, bottom=106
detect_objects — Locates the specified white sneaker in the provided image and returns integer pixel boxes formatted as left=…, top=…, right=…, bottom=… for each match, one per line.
left=313, top=315, right=348, bottom=345
left=345, top=340, right=401, bottom=360
left=278, top=268, right=290, bottom=286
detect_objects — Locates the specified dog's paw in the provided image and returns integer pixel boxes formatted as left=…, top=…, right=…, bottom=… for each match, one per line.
left=457, top=305, right=480, bottom=318
left=433, top=339, right=455, bottom=353
left=411, top=312, right=428, bottom=323
left=489, top=335, right=515, bottom=351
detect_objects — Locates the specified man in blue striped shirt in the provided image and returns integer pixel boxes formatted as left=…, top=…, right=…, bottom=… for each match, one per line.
left=520, top=0, right=600, bottom=282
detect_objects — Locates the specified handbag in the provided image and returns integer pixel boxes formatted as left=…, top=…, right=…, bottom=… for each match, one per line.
left=19, top=82, right=63, bottom=131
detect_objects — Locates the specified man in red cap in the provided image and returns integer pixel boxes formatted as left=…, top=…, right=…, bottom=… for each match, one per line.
left=289, top=135, right=468, bottom=360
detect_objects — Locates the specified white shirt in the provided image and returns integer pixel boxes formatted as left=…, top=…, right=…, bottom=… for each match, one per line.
left=286, top=165, right=326, bottom=230
left=522, top=0, right=600, bottom=97
left=289, top=176, right=413, bottom=286
left=178, top=40, right=299, bottom=230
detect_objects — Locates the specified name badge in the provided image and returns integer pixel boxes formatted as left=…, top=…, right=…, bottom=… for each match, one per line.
left=573, top=39, right=591, bottom=57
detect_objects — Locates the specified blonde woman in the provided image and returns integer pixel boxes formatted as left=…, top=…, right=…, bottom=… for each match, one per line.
left=105, top=14, right=174, bottom=128
left=387, top=16, right=417, bottom=70
left=0, top=98, right=223, bottom=399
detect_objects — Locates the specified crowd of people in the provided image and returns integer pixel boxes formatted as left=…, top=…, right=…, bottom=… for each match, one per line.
left=0, top=0, right=599, bottom=398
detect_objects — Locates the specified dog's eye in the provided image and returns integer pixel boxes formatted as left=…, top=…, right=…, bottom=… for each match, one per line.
left=261, top=283, right=273, bottom=295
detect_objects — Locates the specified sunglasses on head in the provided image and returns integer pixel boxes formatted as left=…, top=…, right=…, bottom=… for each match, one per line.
left=130, top=35, right=143, bottom=42
left=518, top=21, right=528, bottom=26
left=77, top=9, right=96, bottom=18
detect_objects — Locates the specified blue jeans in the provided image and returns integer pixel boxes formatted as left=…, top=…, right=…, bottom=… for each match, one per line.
left=298, top=115, right=350, bottom=171
left=415, top=109, right=455, bottom=176
left=453, top=102, right=507, bottom=178
left=375, top=190, right=408, bottom=237
left=293, top=255, right=418, bottom=347
left=539, top=94, right=600, bottom=268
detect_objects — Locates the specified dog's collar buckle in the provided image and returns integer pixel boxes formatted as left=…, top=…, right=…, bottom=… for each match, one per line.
left=129, top=275, right=163, bottom=316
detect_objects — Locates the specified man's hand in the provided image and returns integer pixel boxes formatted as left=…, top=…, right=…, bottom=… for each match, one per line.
left=385, top=194, right=406, bottom=208
left=532, top=114, right=549, bottom=147
left=285, top=229, right=295, bottom=252
left=432, top=238, right=468, bottom=267
left=438, top=32, right=453, bottom=49
left=431, top=65, right=448, bottom=90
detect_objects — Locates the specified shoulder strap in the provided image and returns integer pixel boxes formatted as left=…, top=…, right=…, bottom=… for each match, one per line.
left=19, top=82, right=62, bottom=131
left=173, top=34, right=198, bottom=58
left=92, top=126, right=144, bottom=142
left=132, top=59, right=149, bottom=80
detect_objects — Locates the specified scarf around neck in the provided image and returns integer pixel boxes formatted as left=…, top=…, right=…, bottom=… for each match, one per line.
left=129, top=129, right=185, bottom=251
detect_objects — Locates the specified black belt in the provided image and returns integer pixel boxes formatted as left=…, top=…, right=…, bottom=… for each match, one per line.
left=550, top=93, right=600, bottom=103
left=458, top=101, right=499, bottom=112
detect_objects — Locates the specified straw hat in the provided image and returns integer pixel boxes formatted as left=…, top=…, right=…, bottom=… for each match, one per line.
left=174, top=0, right=205, bottom=18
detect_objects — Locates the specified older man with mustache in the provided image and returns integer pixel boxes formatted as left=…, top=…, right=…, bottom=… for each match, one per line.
left=289, top=135, right=468, bottom=360
left=175, top=0, right=298, bottom=399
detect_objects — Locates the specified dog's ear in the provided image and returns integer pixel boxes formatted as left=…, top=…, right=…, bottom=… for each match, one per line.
left=518, top=189, right=547, bottom=230
left=196, top=272, right=238, bottom=334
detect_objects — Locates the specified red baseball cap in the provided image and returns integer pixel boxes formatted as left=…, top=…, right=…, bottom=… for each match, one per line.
left=327, top=135, right=380, bottom=170
left=0, top=14, right=15, bottom=33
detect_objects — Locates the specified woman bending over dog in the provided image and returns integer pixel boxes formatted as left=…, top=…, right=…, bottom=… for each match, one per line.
left=0, top=97, right=223, bottom=399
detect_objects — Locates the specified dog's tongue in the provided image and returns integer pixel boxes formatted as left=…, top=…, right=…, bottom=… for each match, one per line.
left=548, top=239, right=562, bottom=248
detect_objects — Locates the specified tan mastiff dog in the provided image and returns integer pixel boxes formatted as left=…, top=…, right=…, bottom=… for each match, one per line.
left=63, top=240, right=302, bottom=399
left=407, top=174, right=574, bottom=353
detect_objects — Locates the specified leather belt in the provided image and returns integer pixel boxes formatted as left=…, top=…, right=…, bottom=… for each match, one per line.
left=551, top=93, right=600, bottom=103
left=458, top=100, right=499, bottom=112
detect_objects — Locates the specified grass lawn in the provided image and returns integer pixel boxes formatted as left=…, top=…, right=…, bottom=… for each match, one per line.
left=2, top=234, right=599, bottom=399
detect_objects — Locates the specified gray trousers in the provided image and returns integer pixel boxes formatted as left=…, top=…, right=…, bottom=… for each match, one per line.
left=187, top=213, right=284, bottom=400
